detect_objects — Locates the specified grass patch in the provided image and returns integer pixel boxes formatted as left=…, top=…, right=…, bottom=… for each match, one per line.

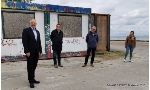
left=95, top=51, right=125, bottom=60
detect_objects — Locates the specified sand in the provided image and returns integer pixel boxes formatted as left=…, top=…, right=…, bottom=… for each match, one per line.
left=1, top=41, right=149, bottom=90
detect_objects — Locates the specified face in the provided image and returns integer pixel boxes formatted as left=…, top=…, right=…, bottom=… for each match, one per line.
left=56, top=25, right=61, bottom=30
left=91, top=28, right=96, bottom=33
left=130, top=32, right=134, bottom=36
left=30, top=19, right=37, bottom=28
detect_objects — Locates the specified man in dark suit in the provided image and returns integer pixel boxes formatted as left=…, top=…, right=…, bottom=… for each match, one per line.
left=50, top=24, right=63, bottom=68
left=22, top=19, right=42, bottom=88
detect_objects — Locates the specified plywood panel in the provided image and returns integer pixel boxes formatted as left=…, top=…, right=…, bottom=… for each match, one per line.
left=58, top=15, right=82, bottom=37
left=96, top=15, right=108, bottom=51
left=3, top=12, right=34, bottom=38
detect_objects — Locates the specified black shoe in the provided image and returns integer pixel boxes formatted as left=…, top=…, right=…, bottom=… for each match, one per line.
left=58, top=64, right=63, bottom=67
left=30, top=83, right=34, bottom=88
left=90, top=64, right=94, bottom=67
left=82, top=64, right=87, bottom=67
left=34, top=80, right=40, bottom=84
left=54, top=65, right=58, bottom=68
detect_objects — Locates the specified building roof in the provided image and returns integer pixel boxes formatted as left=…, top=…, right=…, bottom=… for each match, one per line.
left=1, top=1, right=91, bottom=14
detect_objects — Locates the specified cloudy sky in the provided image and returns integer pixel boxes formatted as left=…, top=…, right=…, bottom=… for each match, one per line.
left=32, top=0, right=149, bottom=36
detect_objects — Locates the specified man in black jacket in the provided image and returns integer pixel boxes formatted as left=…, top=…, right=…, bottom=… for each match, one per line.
left=22, top=19, right=42, bottom=88
left=82, top=26, right=98, bottom=67
left=50, top=24, right=63, bottom=68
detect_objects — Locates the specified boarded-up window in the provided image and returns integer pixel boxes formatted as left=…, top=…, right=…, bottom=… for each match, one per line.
left=2, top=12, right=34, bottom=38
left=58, top=15, right=82, bottom=37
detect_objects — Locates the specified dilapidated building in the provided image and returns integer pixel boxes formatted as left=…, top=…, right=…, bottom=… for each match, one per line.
left=1, top=1, right=110, bottom=62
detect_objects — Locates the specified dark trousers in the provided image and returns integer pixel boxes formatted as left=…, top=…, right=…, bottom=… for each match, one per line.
left=84, top=48, right=96, bottom=64
left=53, top=50, right=61, bottom=65
left=26, top=51, right=38, bottom=83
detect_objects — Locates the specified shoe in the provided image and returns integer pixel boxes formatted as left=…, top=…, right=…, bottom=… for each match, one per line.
left=129, top=60, right=133, bottom=62
left=58, top=64, right=63, bottom=67
left=30, top=83, right=34, bottom=88
left=82, top=64, right=87, bottom=67
left=54, top=65, right=58, bottom=68
left=34, top=79, right=40, bottom=84
left=90, top=64, right=94, bottom=67
left=124, top=59, right=126, bottom=62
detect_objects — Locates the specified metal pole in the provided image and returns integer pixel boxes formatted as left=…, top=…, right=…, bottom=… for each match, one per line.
left=107, top=14, right=110, bottom=51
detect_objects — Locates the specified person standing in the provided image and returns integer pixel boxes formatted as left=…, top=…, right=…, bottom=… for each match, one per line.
left=82, top=26, right=98, bottom=67
left=124, top=31, right=136, bottom=62
left=22, top=19, right=42, bottom=88
left=50, top=24, right=63, bottom=68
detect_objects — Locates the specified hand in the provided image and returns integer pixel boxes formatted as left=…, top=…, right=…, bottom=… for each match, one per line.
left=26, top=52, right=30, bottom=57
left=39, top=53, right=42, bottom=57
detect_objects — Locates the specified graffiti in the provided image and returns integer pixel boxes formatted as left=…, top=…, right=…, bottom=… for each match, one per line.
left=1, top=55, right=26, bottom=62
left=1, top=39, right=17, bottom=46
left=45, top=24, right=50, bottom=36
left=1, top=51, right=86, bottom=62
left=1, top=39, right=6, bottom=46
left=58, top=15, right=82, bottom=37
left=55, top=51, right=86, bottom=57
left=1, top=54, right=48, bottom=63
left=65, top=52, right=81, bottom=57
left=65, top=39, right=80, bottom=45
left=1, top=1, right=91, bottom=14
left=45, top=24, right=51, bottom=57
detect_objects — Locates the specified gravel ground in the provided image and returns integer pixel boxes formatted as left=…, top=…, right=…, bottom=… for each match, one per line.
left=1, top=41, right=149, bottom=90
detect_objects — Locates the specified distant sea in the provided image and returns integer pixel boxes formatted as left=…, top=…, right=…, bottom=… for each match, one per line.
left=110, top=36, right=149, bottom=41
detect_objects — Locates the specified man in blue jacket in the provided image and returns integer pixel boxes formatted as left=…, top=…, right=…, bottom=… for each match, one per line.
left=82, top=26, right=98, bottom=67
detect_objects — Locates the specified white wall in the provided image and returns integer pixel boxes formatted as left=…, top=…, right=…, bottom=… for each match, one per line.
left=1, top=39, right=24, bottom=56
left=1, top=11, right=89, bottom=56
left=35, top=11, right=45, bottom=54
left=50, top=12, right=58, bottom=32
left=1, top=11, right=46, bottom=56
left=50, top=13, right=89, bottom=52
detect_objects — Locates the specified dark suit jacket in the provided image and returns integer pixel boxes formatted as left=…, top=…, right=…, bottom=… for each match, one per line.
left=22, top=27, right=42, bottom=56
left=50, top=29, right=63, bottom=51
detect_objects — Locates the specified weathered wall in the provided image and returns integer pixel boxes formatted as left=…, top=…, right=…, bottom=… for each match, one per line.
left=35, top=11, right=45, bottom=54
left=1, top=11, right=46, bottom=61
left=49, top=12, right=88, bottom=53
left=97, top=15, right=108, bottom=51
left=1, top=10, right=89, bottom=62
left=1, top=39, right=24, bottom=56
left=1, top=1, right=110, bottom=62
left=91, top=14, right=110, bottom=51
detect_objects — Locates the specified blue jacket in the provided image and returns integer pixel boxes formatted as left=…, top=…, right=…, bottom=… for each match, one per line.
left=86, top=31, right=98, bottom=48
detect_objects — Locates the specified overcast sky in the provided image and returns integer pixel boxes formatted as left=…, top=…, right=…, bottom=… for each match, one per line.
left=32, top=0, right=149, bottom=36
